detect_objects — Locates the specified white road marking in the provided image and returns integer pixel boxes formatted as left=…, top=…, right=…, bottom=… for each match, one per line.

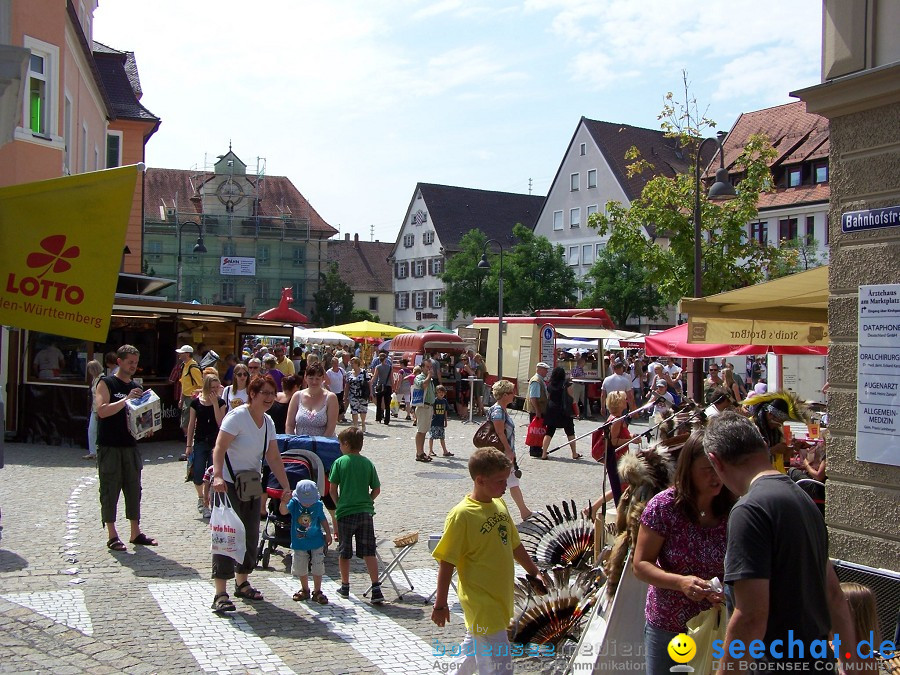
left=148, top=580, right=294, bottom=674
left=1, top=589, right=93, bottom=635
left=270, top=575, right=438, bottom=674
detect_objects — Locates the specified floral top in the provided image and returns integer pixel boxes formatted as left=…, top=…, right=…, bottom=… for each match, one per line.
left=346, top=370, right=369, bottom=402
left=294, top=396, right=328, bottom=436
left=639, top=487, right=728, bottom=633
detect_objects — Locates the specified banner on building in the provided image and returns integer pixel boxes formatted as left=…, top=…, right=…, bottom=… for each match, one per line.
left=0, top=165, right=138, bottom=341
left=687, top=317, right=829, bottom=347
left=220, top=256, right=256, bottom=276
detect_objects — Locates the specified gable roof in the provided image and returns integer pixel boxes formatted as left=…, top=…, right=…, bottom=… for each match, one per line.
left=581, top=117, right=692, bottom=201
left=411, top=183, right=545, bottom=253
left=144, top=167, right=337, bottom=236
left=92, top=41, right=160, bottom=125
left=327, top=237, right=394, bottom=293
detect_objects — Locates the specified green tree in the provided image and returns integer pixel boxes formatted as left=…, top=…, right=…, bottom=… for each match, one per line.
left=775, top=236, right=826, bottom=275
left=440, top=229, right=496, bottom=321
left=349, top=308, right=380, bottom=322
left=590, top=77, right=798, bottom=305
left=580, top=246, right=664, bottom=328
left=311, top=262, right=354, bottom=326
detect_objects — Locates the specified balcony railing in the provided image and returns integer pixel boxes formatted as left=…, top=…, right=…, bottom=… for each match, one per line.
left=144, top=217, right=311, bottom=241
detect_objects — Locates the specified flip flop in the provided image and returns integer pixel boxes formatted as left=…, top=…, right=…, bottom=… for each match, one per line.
left=415, top=455, right=432, bottom=463
left=107, top=537, right=127, bottom=552
left=442, top=452, right=455, bottom=457
left=571, top=454, right=583, bottom=460
left=130, top=533, right=158, bottom=546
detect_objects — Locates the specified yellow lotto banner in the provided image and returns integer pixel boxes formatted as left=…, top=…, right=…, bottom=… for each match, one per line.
left=0, top=165, right=138, bottom=341
left=688, top=317, right=830, bottom=347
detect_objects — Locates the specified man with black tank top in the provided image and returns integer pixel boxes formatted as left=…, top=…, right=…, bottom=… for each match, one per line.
left=95, top=344, right=158, bottom=552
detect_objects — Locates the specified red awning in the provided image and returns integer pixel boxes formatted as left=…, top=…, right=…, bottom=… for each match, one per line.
left=255, top=306, right=309, bottom=323
left=643, top=323, right=828, bottom=358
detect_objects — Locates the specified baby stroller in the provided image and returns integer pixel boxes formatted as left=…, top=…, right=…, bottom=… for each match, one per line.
left=257, top=447, right=327, bottom=569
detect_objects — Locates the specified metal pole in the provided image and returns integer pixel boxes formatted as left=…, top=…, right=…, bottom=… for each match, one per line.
left=692, top=137, right=716, bottom=403
left=497, top=248, right=503, bottom=382
left=176, top=225, right=183, bottom=302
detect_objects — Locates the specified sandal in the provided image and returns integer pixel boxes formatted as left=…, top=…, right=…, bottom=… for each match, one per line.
left=311, top=590, right=329, bottom=605
left=107, top=537, right=127, bottom=552
left=292, top=589, right=310, bottom=601
left=130, top=533, right=158, bottom=546
left=415, top=454, right=432, bottom=463
left=571, top=453, right=583, bottom=460
left=234, top=581, right=264, bottom=601
left=211, top=592, right=236, bottom=613
left=442, top=452, right=454, bottom=457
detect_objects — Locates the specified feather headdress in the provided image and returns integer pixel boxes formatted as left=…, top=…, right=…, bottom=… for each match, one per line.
left=741, top=389, right=811, bottom=423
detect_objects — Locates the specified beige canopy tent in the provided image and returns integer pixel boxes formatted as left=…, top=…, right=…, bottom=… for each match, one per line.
left=679, top=265, right=829, bottom=347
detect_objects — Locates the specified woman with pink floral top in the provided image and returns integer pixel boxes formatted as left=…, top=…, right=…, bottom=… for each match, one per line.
left=633, top=430, right=736, bottom=675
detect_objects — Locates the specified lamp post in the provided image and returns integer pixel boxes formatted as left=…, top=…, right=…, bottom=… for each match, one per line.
left=176, top=221, right=207, bottom=302
left=691, top=130, right=737, bottom=401
left=328, top=302, right=343, bottom=326
left=477, top=239, right=504, bottom=381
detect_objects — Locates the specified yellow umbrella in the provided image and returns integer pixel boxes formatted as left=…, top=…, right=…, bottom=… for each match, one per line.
left=316, top=320, right=412, bottom=339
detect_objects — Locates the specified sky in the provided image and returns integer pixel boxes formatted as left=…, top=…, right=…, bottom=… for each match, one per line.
left=93, top=0, right=822, bottom=244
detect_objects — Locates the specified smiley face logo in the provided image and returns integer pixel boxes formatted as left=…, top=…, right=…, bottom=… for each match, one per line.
left=667, top=634, right=696, bottom=664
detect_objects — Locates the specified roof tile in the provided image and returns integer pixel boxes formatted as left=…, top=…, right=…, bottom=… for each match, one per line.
left=327, top=238, right=394, bottom=292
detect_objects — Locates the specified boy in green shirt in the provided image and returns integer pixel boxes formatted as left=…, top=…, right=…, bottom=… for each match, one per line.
left=328, top=426, right=383, bottom=604
left=431, top=448, right=544, bottom=672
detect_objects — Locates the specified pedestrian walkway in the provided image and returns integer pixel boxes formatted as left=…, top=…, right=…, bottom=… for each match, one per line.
left=0, top=413, right=645, bottom=673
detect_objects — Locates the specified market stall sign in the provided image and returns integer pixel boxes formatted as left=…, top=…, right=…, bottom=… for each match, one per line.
left=687, top=317, right=829, bottom=347
left=220, top=256, right=256, bottom=276
left=856, top=283, right=900, bottom=467
left=841, top=205, right=900, bottom=233
left=0, top=166, right=138, bottom=341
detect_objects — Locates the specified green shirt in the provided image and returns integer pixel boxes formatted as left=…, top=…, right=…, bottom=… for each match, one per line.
left=414, top=373, right=436, bottom=404
left=328, top=453, right=380, bottom=520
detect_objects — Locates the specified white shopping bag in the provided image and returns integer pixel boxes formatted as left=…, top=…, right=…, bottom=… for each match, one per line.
left=209, top=493, right=246, bottom=564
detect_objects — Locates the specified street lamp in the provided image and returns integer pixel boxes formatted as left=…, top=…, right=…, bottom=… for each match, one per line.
left=691, top=130, right=737, bottom=401
left=176, top=221, right=207, bottom=302
left=328, top=302, right=343, bottom=326
left=477, top=239, right=504, bottom=381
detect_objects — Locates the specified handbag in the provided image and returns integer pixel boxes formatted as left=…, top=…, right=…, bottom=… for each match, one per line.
left=360, top=372, right=371, bottom=399
left=525, top=416, right=547, bottom=446
left=473, top=417, right=505, bottom=452
left=686, top=604, right=727, bottom=675
left=411, top=384, right=425, bottom=406
left=209, top=492, right=246, bottom=564
left=224, top=427, right=265, bottom=502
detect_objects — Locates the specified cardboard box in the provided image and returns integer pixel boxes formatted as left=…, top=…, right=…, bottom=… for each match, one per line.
left=125, top=388, right=162, bottom=440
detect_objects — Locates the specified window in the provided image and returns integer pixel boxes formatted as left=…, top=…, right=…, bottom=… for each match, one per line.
left=568, top=246, right=579, bottom=266
left=423, top=231, right=434, bottom=245
left=431, top=290, right=443, bottom=308
left=751, top=222, right=768, bottom=245
left=413, top=291, right=427, bottom=309
left=146, top=240, right=163, bottom=261
left=185, top=278, right=201, bottom=301
left=106, top=131, right=122, bottom=168
left=596, top=242, right=606, bottom=258
left=94, top=145, right=99, bottom=171
left=570, top=207, right=581, bottom=228
left=20, top=38, right=59, bottom=143
left=223, top=241, right=237, bottom=256
left=788, top=167, right=801, bottom=187
left=292, top=246, right=305, bottom=265
left=779, top=218, right=798, bottom=242
left=587, top=204, right=598, bottom=219
left=63, top=96, right=72, bottom=173
left=582, top=244, right=594, bottom=266
left=396, top=292, right=409, bottom=310
left=570, top=173, right=579, bottom=191
left=587, top=169, right=597, bottom=188
left=257, top=245, right=270, bottom=266
left=580, top=142, right=586, bottom=156
left=395, top=261, right=409, bottom=279
left=28, top=53, right=48, bottom=135
left=369, top=296, right=378, bottom=311
left=221, top=279, right=236, bottom=303
left=81, top=123, right=88, bottom=173
left=805, top=216, right=816, bottom=245
left=403, top=234, right=414, bottom=248
left=255, top=279, right=269, bottom=300
left=431, top=257, right=444, bottom=275
left=292, top=281, right=305, bottom=303
left=814, top=164, right=828, bottom=183
left=553, top=210, right=563, bottom=231
left=412, top=259, right=425, bottom=277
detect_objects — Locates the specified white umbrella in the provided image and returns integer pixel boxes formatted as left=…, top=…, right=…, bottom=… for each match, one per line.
left=293, top=327, right=354, bottom=347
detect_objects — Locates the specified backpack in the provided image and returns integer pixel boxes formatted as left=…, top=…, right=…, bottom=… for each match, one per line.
left=169, top=361, right=200, bottom=400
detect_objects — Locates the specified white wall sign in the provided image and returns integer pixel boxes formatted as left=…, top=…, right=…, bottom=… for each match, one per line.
left=540, top=324, right=556, bottom=369
left=856, top=283, right=900, bottom=466
left=220, top=256, right=256, bottom=276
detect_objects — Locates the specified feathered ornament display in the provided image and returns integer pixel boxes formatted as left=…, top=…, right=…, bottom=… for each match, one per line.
left=741, top=389, right=811, bottom=423
left=519, top=500, right=595, bottom=570
left=508, top=565, right=606, bottom=647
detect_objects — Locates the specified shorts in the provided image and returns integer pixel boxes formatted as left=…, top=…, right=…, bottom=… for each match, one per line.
left=336, top=512, right=376, bottom=559
left=416, top=405, right=434, bottom=433
left=180, top=395, right=193, bottom=427
left=546, top=419, right=575, bottom=438
left=506, top=464, right=520, bottom=489
left=428, top=425, right=445, bottom=440
left=291, top=546, right=326, bottom=577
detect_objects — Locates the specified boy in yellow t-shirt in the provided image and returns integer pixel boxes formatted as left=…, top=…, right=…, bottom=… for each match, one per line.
left=431, top=448, right=544, bottom=673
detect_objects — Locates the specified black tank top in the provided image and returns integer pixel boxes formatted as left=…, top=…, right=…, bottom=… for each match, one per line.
left=97, top=375, right=138, bottom=447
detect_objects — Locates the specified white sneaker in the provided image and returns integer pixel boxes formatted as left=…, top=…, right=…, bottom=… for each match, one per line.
left=197, top=498, right=204, bottom=512
left=202, top=506, right=211, bottom=519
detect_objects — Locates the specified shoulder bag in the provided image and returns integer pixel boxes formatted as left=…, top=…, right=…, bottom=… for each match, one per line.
left=473, top=412, right=505, bottom=452
left=224, top=425, right=265, bottom=501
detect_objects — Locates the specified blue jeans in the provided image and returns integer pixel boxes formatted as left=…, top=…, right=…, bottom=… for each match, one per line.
left=644, top=622, right=679, bottom=675
left=191, top=439, right=212, bottom=485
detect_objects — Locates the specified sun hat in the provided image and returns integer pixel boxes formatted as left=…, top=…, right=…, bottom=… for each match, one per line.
left=292, top=479, right=319, bottom=506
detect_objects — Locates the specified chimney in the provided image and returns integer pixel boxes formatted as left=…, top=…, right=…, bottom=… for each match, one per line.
left=354, top=233, right=359, bottom=247
left=345, top=233, right=350, bottom=241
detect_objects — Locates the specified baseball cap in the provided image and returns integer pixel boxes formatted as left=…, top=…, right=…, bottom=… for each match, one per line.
left=536, top=362, right=550, bottom=369
left=175, top=345, right=193, bottom=354
left=293, top=479, right=319, bottom=506
left=754, top=382, right=768, bottom=395
left=613, top=358, right=624, bottom=368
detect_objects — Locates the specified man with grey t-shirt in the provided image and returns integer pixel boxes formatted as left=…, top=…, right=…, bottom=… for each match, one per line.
left=600, top=359, right=635, bottom=416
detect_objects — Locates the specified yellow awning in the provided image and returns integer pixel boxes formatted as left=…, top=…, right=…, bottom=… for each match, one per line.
left=679, top=266, right=829, bottom=346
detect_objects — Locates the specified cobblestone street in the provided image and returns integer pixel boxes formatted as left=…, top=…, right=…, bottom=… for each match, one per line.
left=0, top=411, right=639, bottom=674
